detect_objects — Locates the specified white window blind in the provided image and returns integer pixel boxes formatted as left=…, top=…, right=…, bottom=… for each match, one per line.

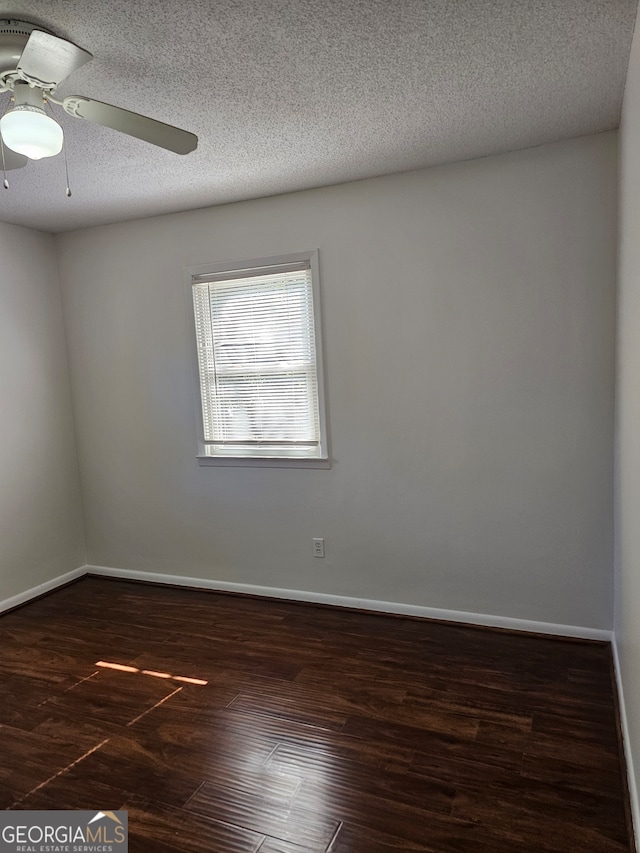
left=192, top=261, right=324, bottom=459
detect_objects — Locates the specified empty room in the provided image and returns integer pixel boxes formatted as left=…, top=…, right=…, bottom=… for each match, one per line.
left=0, top=1, right=639, bottom=851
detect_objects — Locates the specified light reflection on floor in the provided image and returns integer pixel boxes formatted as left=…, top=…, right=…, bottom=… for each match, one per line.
left=95, top=660, right=208, bottom=686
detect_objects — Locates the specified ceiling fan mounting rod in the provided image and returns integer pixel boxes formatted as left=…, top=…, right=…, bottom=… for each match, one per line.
left=11, top=80, right=47, bottom=107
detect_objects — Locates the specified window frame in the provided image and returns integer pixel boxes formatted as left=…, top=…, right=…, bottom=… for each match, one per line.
left=185, top=250, right=330, bottom=468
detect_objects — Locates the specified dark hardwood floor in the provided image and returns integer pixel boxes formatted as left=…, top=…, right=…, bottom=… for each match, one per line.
left=0, top=576, right=634, bottom=852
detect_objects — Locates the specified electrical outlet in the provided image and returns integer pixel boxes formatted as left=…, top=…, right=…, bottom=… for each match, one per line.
left=313, top=538, right=325, bottom=558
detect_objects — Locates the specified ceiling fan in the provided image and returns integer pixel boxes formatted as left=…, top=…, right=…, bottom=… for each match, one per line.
left=0, top=18, right=198, bottom=171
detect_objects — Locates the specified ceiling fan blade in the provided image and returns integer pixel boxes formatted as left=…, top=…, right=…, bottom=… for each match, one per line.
left=0, top=144, right=27, bottom=170
left=62, top=96, right=198, bottom=155
left=18, top=30, right=92, bottom=89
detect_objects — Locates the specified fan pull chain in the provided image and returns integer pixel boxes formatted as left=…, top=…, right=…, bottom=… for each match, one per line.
left=1, top=140, right=8, bottom=189
left=63, top=143, right=72, bottom=197
left=1, top=96, right=9, bottom=188
left=44, top=97, right=72, bottom=197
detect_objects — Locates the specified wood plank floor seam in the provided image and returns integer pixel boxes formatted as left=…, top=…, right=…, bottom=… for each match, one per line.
left=262, top=744, right=281, bottom=767
left=325, top=820, right=344, bottom=852
left=181, top=779, right=206, bottom=809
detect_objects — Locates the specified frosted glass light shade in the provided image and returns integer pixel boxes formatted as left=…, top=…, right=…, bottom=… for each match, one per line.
left=0, top=105, right=63, bottom=159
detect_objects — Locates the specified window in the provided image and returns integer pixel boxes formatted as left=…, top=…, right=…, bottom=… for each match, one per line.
left=186, top=251, right=329, bottom=467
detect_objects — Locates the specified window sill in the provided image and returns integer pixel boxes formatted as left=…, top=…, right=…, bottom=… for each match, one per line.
left=196, top=455, right=332, bottom=469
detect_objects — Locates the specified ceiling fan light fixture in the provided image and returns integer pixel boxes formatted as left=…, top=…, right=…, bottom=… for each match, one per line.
left=0, top=104, right=63, bottom=159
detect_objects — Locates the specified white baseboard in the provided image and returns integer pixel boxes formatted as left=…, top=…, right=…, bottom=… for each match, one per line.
left=84, top=563, right=612, bottom=641
left=612, top=639, right=639, bottom=848
left=0, top=562, right=612, bottom=641
left=0, top=566, right=86, bottom=615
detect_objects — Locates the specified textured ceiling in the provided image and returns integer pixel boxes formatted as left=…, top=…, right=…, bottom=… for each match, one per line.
left=0, top=0, right=635, bottom=233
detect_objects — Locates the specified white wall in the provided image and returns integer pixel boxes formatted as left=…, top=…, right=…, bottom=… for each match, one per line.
left=56, top=132, right=617, bottom=629
left=615, top=7, right=640, bottom=829
left=0, top=222, right=85, bottom=599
